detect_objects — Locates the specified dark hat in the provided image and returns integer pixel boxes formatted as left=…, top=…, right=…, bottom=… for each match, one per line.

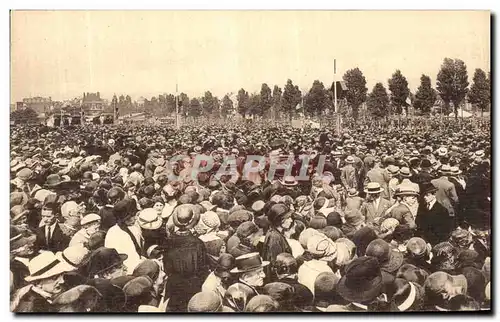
left=461, top=267, right=486, bottom=302
left=228, top=210, right=253, bottom=229
left=351, top=226, right=378, bottom=257
left=320, top=226, right=344, bottom=241
left=244, top=295, right=279, bottom=312
left=391, top=278, right=425, bottom=312
left=188, top=291, right=223, bottom=312
left=178, top=194, right=193, bottom=205
left=107, top=187, right=125, bottom=200
left=366, top=239, right=404, bottom=273
left=45, top=174, right=64, bottom=188
left=396, top=264, right=429, bottom=286
left=314, top=272, right=340, bottom=307
left=10, top=225, right=36, bottom=251
left=171, top=203, right=197, bottom=229
left=457, top=249, right=482, bottom=269
left=262, top=282, right=295, bottom=307
left=86, top=278, right=126, bottom=312
left=230, top=252, right=269, bottom=274
left=85, top=247, right=128, bottom=277
left=236, top=221, right=259, bottom=238
left=132, top=259, right=160, bottom=281
left=309, top=215, right=327, bottom=230
left=86, top=231, right=106, bottom=251
left=336, top=256, right=384, bottom=304
left=420, top=182, right=437, bottom=195
left=113, top=198, right=137, bottom=222
left=267, top=203, right=292, bottom=226
left=214, top=253, right=236, bottom=279
left=52, top=285, right=103, bottom=312
left=122, top=276, right=154, bottom=309
left=273, top=253, right=298, bottom=275
left=326, top=212, right=342, bottom=227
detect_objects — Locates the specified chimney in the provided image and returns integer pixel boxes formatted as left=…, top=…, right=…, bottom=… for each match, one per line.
left=83, top=92, right=86, bottom=99
left=97, top=92, right=100, bottom=99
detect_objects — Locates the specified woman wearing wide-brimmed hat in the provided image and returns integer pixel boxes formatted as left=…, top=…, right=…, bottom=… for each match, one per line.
left=163, top=204, right=207, bottom=312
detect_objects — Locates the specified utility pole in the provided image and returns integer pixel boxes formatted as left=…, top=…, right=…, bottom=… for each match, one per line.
left=113, top=94, right=117, bottom=124
left=175, top=83, right=180, bottom=129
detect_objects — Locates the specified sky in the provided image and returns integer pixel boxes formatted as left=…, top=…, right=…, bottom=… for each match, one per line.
left=10, top=10, right=490, bottom=103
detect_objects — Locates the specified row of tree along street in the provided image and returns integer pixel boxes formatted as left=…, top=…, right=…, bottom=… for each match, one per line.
left=11, top=57, right=491, bottom=125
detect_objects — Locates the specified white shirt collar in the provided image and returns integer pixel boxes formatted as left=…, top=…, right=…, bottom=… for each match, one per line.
left=428, top=199, right=437, bottom=209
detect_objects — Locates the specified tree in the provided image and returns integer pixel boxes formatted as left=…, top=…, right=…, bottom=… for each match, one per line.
left=272, top=85, right=282, bottom=119
left=305, top=80, right=329, bottom=117
left=260, top=83, right=272, bottom=117
left=282, top=79, right=302, bottom=120
left=237, top=88, right=249, bottom=117
left=367, top=83, right=390, bottom=118
left=468, top=68, right=490, bottom=117
left=111, top=94, right=118, bottom=109
left=166, top=94, right=176, bottom=114
left=125, top=95, right=132, bottom=109
left=388, top=70, right=410, bottom=115
left=436, top=58, right=469, bottom=119
left=247, top=93, right=262, bottom=116
left=11, top=107, right=39, bottom=124
left=179, top=93, right=190, bottom=116
left=342, top=68, right=368, bottom=121
left=202, top=91, right=216, bottom=117
left=118, top=95, right=126, bottom=111
left=189, top=98, right=202, bottom=118
left=221, top=95, right=234, bottom=118
left=413, top=74, right=437, bottom=115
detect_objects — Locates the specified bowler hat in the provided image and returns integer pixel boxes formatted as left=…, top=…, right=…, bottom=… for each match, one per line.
left=230, top=252, right=269, bottom=273
left=420, top=182, right=437, bottom=195
left=188, top=291, right=224, bottom=312
left=396, top=264, right=429, bottom=286
left=172, top=204, right=200, bottom=230
left=85, top=247, right=128, bottom=277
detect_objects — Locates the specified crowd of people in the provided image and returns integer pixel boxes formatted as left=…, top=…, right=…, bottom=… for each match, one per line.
left=10, top=117, right=491, bottom=312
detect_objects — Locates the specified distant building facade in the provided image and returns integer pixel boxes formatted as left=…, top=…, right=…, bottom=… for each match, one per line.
left=81, top=92, right=104, bottom=117
left=22, top=96, right=52, bottom=114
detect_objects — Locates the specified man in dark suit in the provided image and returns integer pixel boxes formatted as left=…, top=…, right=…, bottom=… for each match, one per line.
left=416, top=182, right=453, bottom=246
left=34, top=202, right=70, bottom=253
left=412, top=158, right=434, bottom=191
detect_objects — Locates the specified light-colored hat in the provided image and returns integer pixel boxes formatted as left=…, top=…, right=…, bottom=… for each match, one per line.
left=56, top=245, right=90, bottom=268
left=474, top=150, right=485, bottom=158
left=345, top=156, right=355, bottom=164
left=307, top=235, right=337, bottom=261
left=25, top=251, right=76, bottom=282
left=387, top=165, right=400, bottom=175
left=449, top=166, right=462, bottom=176
left=61, top=201, right=79, bottom=219
left=137, top=208, right=163, bottom=230
left=439, top=164, right=452, bottom=175
left=201, top=211, right=221, bottom=230
left=81, top=213, right=101, bottom=226
left=395, top=183, right=419, bottom=197
left=364, top=182, right=384, bottom=194
left=437, top=147, right=448, bottom=156
left=34, top=189, right=56, bottom=203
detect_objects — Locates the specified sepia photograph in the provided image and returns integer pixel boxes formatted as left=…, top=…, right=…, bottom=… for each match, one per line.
left=9, top=10, right=491, bottom=313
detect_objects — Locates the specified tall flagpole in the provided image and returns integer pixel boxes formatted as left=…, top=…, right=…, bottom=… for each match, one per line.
left=334, top=59, right=341, bottom=134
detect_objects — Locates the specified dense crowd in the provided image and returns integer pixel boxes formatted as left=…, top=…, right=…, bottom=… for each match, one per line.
left=10, top=117, right=491, bottom=312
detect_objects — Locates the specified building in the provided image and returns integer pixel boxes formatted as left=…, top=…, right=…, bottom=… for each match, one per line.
left=81, top=92, right=104, bottom=117
left=22, top=96, right=52, bottom=114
